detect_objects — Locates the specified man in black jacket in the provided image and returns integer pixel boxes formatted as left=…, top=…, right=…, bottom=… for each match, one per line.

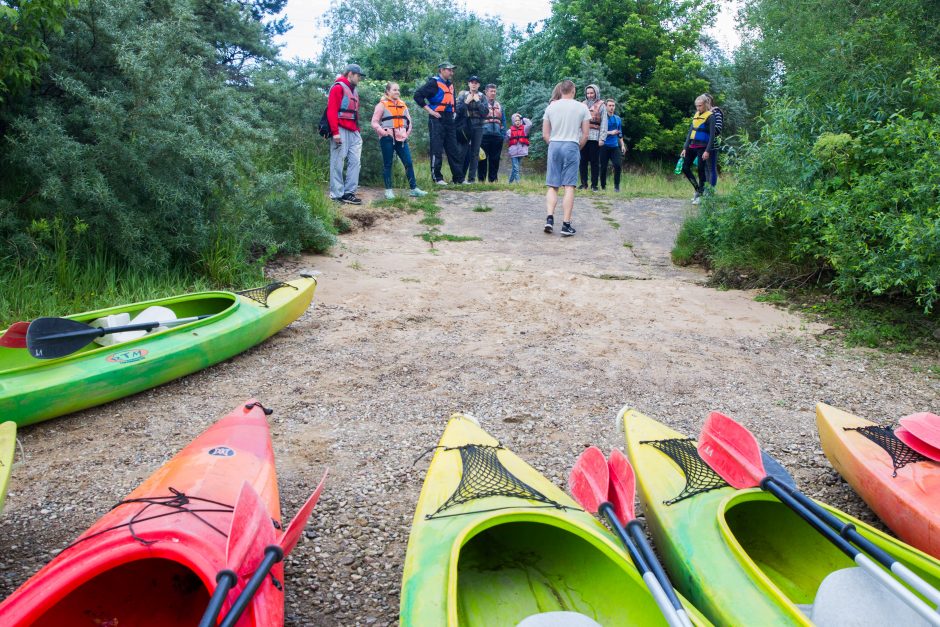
left=414, top=62, right=465, bottom=185
left=455, top=75, right=488, bottom=183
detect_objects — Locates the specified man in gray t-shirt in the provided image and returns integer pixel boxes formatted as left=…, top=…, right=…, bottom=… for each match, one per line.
left=542, top=80, right=590, bottom=237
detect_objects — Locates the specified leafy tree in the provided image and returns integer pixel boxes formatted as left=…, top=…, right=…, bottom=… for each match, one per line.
left=0, top=0, right=77, bottom=102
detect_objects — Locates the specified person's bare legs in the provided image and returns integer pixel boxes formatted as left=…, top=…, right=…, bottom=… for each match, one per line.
left=546, top=186, right=559, bottom=216
left=562, top=185, right=575, bottom=222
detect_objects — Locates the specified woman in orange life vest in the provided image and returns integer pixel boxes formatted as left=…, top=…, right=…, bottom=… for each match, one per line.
left=505, top=113, right=532, bottom=183
left=371, top=82, right=428, bottom=200
left=680, top=94, right=715, bottom=205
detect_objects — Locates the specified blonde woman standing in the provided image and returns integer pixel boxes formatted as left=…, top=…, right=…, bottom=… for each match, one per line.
left=371, top=82, right=428, bottom=199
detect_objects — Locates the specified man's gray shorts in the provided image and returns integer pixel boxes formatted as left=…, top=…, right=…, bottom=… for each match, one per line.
left=545, top=141, right=580, bottom=187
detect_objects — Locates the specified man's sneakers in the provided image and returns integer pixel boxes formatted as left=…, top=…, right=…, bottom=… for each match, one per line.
left=384, top=189, right=395, bottom=200
left=544, top=215, right=554, bottom=234
left=560, top=222, right=576, bottom=237
left=409, top=188, right=428, bottom=197
left=435, top=179, right=448, bottom=186
left=691, top=192, right=702, bottom=205
left=336, top=193, right=362, bottom=205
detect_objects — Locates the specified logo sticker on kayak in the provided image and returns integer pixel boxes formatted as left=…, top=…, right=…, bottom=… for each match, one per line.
left=106, top=349, right=149, bottom=364
left=208, top=446, right=236, bottom=457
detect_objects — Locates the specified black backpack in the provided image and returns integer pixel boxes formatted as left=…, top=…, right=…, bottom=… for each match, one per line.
left=318, top=109, right=331, bottom=139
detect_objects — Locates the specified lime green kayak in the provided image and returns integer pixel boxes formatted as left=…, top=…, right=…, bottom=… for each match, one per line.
left=622, top=407, right=940, bottom=626
left=400, top=414, right=711, bottom=626
left=0, top=421, right=15, bottom=511
left=0, top=278, right=315, bottom=427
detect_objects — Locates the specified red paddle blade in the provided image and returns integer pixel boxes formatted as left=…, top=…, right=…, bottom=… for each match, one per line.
left=226, top=482, right=277, bottom=577
left=896, top=427, right=940, bottom=462
left=899, top=412, right=940, bottom=450
left=607, top=449, right=636, bottom=524
left=279, top=469, right=329, bottom=556
left=0, top=322, right=29, bottom=348
left=567, top=446, right=610, bottom=514
left=698, top=411, right=766, bottom=489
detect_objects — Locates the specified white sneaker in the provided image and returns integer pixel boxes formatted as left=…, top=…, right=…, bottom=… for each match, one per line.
left=409, top=188, right=428, bottom=197
left=384, top=189, right=395, bottom=200
left=691, top=193, right=701, bottom=205
left=436, top=179, right=448, bottom=186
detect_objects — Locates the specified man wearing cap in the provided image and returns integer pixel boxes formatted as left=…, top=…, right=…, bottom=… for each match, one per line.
left=455, top=75, right=488, bottom=183
left=327, top=63, right=364, bottom=204
left=414, top=63, right=464, bottom=185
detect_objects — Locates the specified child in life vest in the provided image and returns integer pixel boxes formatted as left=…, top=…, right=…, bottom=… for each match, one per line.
left=371, top=82, right=427, bottom=199
left=506, top=113, right=532, bottom=184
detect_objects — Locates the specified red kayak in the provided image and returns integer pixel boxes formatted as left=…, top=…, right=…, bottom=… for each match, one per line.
left=0, top=401, right=325, bottom=626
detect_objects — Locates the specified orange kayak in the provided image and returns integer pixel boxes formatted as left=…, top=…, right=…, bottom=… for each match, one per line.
left=0, top=401, right=287, bottom=626
left=816, top=402, right=940, bottom=559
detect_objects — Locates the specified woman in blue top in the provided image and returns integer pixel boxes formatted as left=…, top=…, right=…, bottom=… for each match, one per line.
left=599, top=99, right=626, bottom=191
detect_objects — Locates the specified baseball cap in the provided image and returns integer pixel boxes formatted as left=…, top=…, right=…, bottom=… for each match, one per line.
left=467, top=75, right=481, bottom=83
left=438, top=62, right=457, bottom=70
left=344, top=63, right=365, bottom=76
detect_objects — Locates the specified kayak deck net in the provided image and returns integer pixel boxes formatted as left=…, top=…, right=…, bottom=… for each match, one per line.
left=425, top=444, right=572, bottom=519
left=641, top=438, right=729, bottom=505
left=844, top=425, right=929, bottom=477
left=235, top=281, right=297, bottom=307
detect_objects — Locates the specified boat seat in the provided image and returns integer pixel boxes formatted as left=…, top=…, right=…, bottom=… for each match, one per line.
left=92, top=305, right=176, bottom=346
left=517, top=611, right=603, bottom=626
left=810, top=566, right=932, bottom=627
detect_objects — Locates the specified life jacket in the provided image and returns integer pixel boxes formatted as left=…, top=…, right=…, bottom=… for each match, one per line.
left=586, top=100, right=603, bottom=129
left=484, top=100, right=502, bottom=126
left=508, top=124, right=529, bottom=146
left=333, top=80, right=359, bottom=122
left=380, top=98, right=409, bottom=130
left=428, top=76, right=455, bottom=113
left=689, top=110, right=712, bottom=144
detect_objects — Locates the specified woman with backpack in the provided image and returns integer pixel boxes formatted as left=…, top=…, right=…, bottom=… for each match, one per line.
left=505, top=113, right=532, bottom=183
left=371, top=82, right=428, bottom=199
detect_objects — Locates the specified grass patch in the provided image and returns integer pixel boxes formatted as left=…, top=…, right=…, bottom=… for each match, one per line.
left=623, top=241, right=634, bottom=248
left=418, top=232, right=482, bottom=243
left=754, top=290, right=787, bottom=303
left=603, top=217, right=621, bottom=229
left=419, top=215, right=444, bottom=226
left=401, top=277, right=420, bottom=283
left=473, top=205, right=493, bottom=212
left=349, top=261, right=364, bottom=271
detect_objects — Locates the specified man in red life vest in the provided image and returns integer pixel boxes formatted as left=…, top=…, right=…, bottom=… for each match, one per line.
left=327, top=63, right=364, bottom=204
left=414, top=62, right=465, bottom=185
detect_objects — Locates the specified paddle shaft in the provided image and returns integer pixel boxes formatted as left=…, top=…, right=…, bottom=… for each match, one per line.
left=598, top=503, right=686, bottom=627
left=626, top=520, right=694, bottom=627
left=40, top=315, right=207, bottom=341
left=765, top=477, right=940, bottom=608
left=762, top=479, right=940, bottom=625
left=198, top=570, right=237, bottom=627
left=219, top=545, right=284, bottom=627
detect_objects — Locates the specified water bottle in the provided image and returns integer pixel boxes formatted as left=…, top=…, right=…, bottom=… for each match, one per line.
left=673, top=157, right=684, bottom=175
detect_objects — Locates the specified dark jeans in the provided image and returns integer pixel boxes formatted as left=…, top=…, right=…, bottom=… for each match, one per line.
left=461, top=125, right=484, bottom=182
left=428, top=114, right=464, bottom=183
left=478, top=134, right=503, bottom=182
left=380, top=136, right=417, bottom=190
left=599, top=145, right=622, bottom=189
left=682, top=146, right=709, bottom=193
left=579, top=141, right=601, bottom=189
left=708, top=145, right=719, bottom=187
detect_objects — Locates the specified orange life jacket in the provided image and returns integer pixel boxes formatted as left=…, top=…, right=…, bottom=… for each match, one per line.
left=334, top=80, right=359, bottom=122
left=429, top=78, right=455, bottom=113
left=586, top=100, right=603, bottom=129
left=380, top=98, right=409, bottom=130
left=508, top=124, right=529, bottom=146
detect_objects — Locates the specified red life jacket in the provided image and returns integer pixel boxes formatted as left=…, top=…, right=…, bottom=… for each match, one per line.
left=333, top=80, right=359, bottom=122
left=586, top=100, right=603, bottom=129
left=429, top=77, right=455, bottom=113
left=508, top=124, right=529, bottom=146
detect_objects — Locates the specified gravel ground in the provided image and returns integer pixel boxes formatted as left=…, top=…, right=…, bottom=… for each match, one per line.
left=1, top=188, right=937, bottom=625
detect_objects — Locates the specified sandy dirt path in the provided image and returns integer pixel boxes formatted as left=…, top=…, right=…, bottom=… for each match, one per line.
left=1, top=189, right=937, bottom=625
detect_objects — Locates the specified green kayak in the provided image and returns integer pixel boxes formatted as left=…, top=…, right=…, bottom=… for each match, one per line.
left=622, top=407, right=940, bottom=626
left=0, top=278, right=315, bottom=427
left=401, top=414, right=711, bottom=626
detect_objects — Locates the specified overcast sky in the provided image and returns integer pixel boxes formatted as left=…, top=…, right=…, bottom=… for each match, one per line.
left=273, top=0, right=742, bottom=62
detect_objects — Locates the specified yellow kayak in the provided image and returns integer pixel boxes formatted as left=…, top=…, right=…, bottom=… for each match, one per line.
left=400, top=413, right=711, bottom=626
left=0, top=421, right=16, bottom=512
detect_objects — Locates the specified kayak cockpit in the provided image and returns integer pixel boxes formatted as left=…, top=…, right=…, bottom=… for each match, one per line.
left=28, top=558, right=210, bottom=626
left=0, top=293, right=236, bottom=374
left=455, top=518, right=668, bottom=626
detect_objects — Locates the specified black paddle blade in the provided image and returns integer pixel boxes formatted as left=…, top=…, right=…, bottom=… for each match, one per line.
left=25, top=317, right=102, bottom=359
left=761, top=450, right=797, bottom=489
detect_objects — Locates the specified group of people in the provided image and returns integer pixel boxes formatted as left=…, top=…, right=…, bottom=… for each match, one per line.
left=324, top=62, right=534, bottom=203
left=325, top=63, right=723, bottom=241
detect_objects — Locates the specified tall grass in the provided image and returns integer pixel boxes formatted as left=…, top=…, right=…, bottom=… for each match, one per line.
left=293, top=149, right=351, bottom=233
